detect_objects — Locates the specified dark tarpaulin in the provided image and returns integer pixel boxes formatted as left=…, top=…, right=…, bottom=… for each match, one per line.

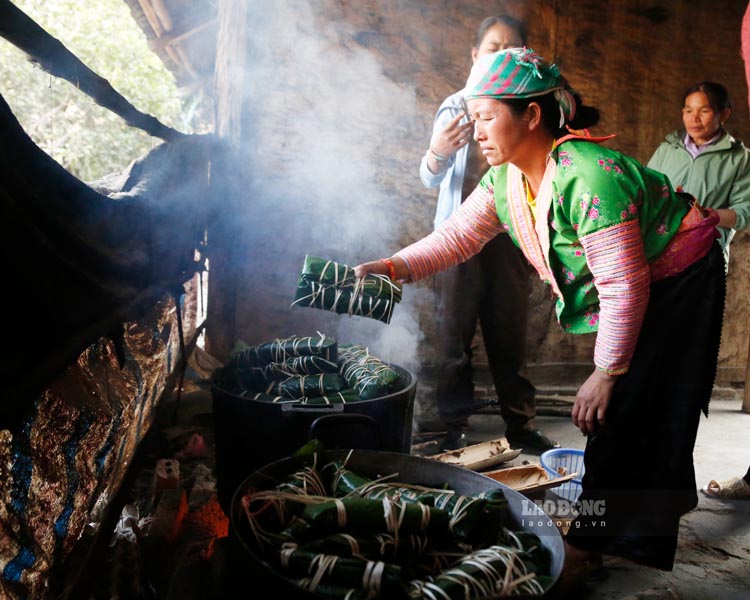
left=0, top=92, right=215, bottom=425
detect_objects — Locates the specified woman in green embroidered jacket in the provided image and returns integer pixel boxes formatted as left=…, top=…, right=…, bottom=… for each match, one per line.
left=355, top=48, right=726, bottom=573
left=648, top=81, right=750, bottom=268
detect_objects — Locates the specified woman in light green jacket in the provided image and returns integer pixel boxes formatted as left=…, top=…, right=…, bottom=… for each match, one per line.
left=648, top=81, right=750, bottom=267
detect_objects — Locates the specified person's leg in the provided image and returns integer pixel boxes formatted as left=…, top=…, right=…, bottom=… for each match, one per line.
left=567, top=242, right=726, bottom=570
left=477, top=235, right=556, bottom=450
left=434, top=255, right=483, bottom=449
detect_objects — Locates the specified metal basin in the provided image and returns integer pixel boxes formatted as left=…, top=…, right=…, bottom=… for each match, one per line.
left=229, top=449, right=564, bottom=598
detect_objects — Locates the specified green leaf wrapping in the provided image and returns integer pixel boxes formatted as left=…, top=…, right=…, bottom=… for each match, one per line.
left=238, top=456, right=553, bottom=598
left=337, top=344, right=401, bottom=400
left=406, top=544, right=547, bottom=599
left=298, top=390, right=362, bottom=405
left=276, top=464, right=329, bottom=497
left=299, top=532, right=430, bottom=562
left=300, top=497, right=451, bottom=540
left=268, top=373, right=349, bottom=399
left=237, top=355, right=340, bottom=388
left=321, top=463, right=510, bottom=547
left=239, top=390, right=361, bottom=405
left=240, top=464, right=329, bottom=548
left=297, top=255, right=403, bottom=301
left=231, top=333, right=338, bottom=367
left=291, top=255, right=402, bottom=324
left=278, top=549, right=407, bottom=597
left=222, top=336, right=401, bottom=404
left=359, top=486, right=508, bottom=547
left=322, top=461, right=374, bottom=497
left=501, top=530, right=552, bottom=576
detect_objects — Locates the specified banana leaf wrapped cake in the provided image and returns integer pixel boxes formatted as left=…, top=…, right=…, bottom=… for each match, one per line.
left=291, top=255, right=402, bottom=324
left=338, top=344, right=401, bottom=400
left=222, top=334, right=403, bottom=405
left=232, top=332, right=338, bottom=367
left=238, top=452, right=553, bottom=599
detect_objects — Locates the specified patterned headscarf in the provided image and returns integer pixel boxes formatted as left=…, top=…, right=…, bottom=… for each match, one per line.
left=462, top=47, right=577, bottom=126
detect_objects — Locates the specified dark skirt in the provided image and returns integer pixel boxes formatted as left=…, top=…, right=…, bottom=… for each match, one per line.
left=565, top=242, right=726, bottom=570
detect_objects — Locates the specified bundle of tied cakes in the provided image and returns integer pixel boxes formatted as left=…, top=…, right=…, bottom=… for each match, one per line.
left=223, top=334, right=402, bottom=405
left=238, top=450, right=553, bottom=599
left=291, top=255, right=402, bottom=324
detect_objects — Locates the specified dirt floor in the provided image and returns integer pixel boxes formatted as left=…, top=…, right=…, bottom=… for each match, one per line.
left=456, top=398, right=750, bottom=600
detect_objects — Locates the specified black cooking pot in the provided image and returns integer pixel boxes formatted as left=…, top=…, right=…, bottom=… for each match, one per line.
left=211, top=364, right=416, bottom=514
left=227, top=449, right=564, bottom=598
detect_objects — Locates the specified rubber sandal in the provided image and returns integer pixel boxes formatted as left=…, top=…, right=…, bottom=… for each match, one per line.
left=701, top=476, right=750, bottom=499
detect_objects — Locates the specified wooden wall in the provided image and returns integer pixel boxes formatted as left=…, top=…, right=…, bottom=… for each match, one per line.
left=210, top=0, right=750, bottom=422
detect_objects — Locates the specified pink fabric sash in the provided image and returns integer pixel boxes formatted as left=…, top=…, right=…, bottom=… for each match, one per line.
left=650, top=204, right=720, bottom=281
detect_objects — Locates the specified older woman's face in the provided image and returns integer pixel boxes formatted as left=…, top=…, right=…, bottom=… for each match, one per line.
left=682, top=91, right=727, bottom=146
left=468, top=98, right=527, bottom=166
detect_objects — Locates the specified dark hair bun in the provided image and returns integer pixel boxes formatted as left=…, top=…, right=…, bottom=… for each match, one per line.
left=569, top=104, right=600, bottom=130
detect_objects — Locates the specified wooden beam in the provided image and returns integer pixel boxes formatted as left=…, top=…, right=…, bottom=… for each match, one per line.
left=204, top=0, right=248, bottom=359
left=148, top=18, right=218, bottom=52
left=174, top=45, right=199, bottom=81
left=136, top=0, right=165, bottom=36
left=0, top=0, right=183, bottom=141
left=151, top=0, right=174, bottom=32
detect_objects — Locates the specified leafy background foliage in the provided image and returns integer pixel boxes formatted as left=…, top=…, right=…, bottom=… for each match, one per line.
left=0, top=0, right=210, bottom=181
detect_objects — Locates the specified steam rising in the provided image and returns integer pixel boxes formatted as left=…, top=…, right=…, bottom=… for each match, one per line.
left=228, top=1, right=434, bottom=373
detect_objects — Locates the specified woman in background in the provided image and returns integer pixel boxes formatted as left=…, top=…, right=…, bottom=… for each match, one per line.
left=419, top=15, right=557, bottom=453
left=647, top=81, right=750, bottom=268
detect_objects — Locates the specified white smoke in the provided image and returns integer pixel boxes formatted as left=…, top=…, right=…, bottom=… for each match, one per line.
left=230, top=1, right=435, bottom=375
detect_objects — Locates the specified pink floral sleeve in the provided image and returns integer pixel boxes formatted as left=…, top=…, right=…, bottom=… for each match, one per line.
left=396, top=185, right=505, bottom=281
left=579, top=219, right=651, bottom=375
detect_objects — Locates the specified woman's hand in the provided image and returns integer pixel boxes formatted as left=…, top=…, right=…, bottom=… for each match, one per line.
left=354, top=257, right=409, bottom=282
left=572, top=369, right=618, bottom=434
left=431, top=112, right=475, bottom=158
left=353, top=260, right=389, bottom=279
left=714, top=207, right=737, bottom=228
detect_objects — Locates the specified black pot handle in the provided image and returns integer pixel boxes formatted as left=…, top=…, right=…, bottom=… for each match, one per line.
left=280, top=403, right=345, bottom=414
left=308, top=414, right=383, bottom=451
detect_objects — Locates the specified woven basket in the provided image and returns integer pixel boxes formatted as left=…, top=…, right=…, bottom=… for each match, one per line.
left=540, top=448, right=585, bottom=502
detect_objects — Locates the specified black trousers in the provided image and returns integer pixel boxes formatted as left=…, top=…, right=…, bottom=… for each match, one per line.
left=433, top=233, right=536, bottom=431
left=566, top=242, right=726, bottom=570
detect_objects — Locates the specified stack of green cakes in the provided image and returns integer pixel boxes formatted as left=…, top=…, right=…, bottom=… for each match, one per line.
left=238, top=453, right=553, bottom=598
left=223, top=334, right=402, bottom=405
